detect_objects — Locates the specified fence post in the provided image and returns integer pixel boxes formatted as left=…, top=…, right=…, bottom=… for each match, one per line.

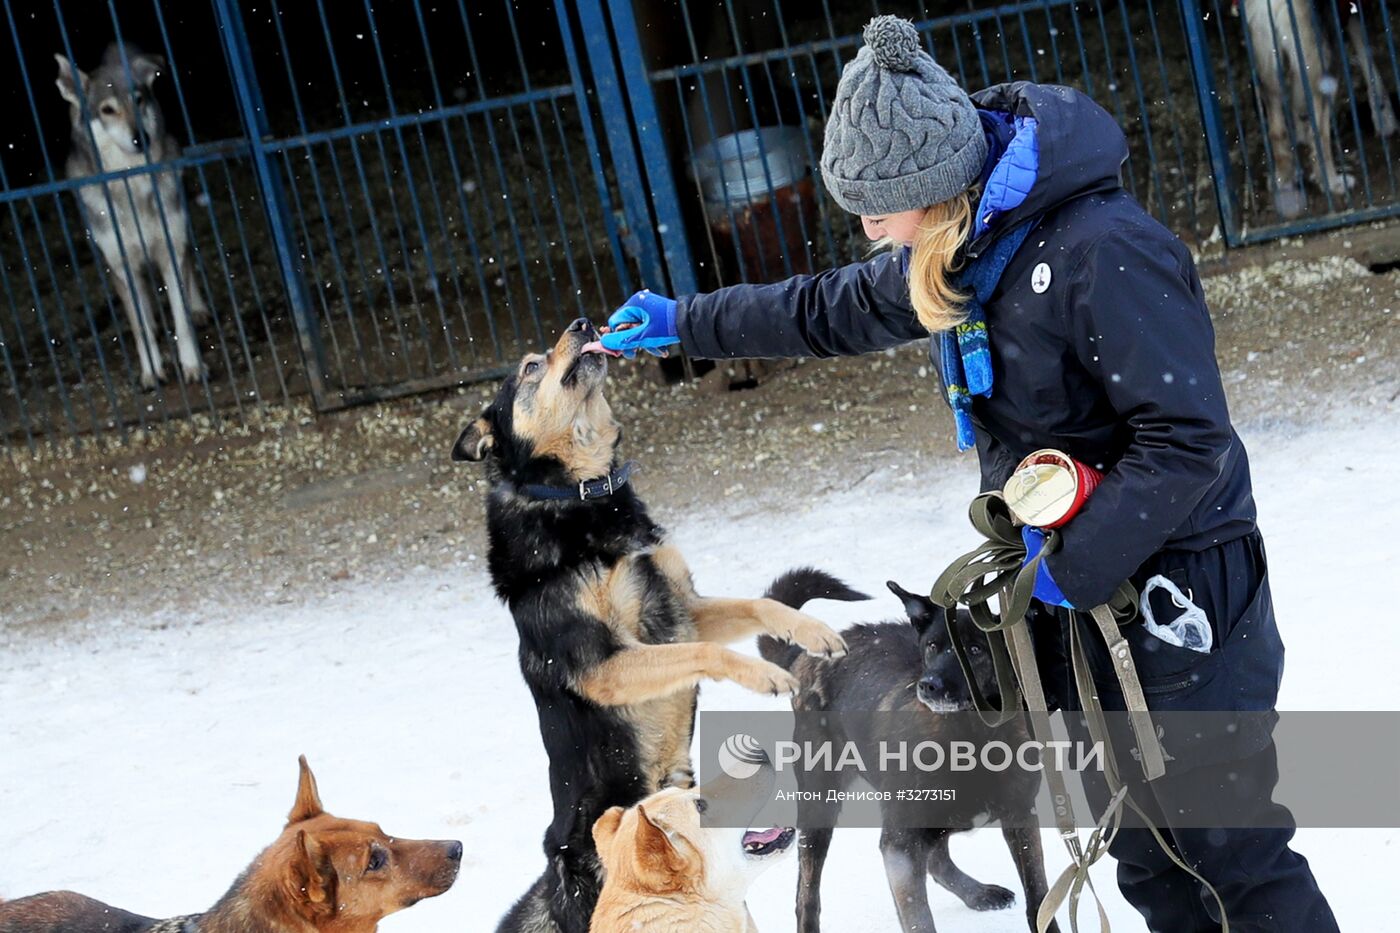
left=604, top=0, right=697, bottom=296
left=575, top=0, right=697, bottom=296
left=1179, top=0, right=1241, bottom=245
left=210, top=0, right=328, bottom=405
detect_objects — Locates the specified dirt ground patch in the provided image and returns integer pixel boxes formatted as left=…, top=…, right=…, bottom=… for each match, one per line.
left=3, top=247, right=1397, bottom=636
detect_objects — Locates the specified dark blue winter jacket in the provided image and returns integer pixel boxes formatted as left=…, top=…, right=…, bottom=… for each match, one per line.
left=675, top=82, right=1257, bottom=608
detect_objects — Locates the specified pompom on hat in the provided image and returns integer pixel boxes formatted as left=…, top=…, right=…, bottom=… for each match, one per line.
left=820, top=16, right=988, bottom=216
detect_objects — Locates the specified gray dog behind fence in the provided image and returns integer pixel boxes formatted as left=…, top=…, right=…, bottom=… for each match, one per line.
left=55, top=42, right=207, bottom=389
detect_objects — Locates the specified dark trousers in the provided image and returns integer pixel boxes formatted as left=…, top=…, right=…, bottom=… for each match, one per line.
left=1035, top=533, right=1339, bottom=932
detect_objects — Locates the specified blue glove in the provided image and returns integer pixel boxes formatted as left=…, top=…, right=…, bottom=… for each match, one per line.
left=600, top=290, right=679, bottom=358
left=1021, top=526, right=1074, bottom=609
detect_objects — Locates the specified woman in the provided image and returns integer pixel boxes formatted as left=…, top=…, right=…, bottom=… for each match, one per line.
left=598, top=15, right=1337, bottom=933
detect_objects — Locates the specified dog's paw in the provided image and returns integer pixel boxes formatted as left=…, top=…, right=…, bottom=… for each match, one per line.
left=181, top=360, right=207, bottom=385
left=1325, top=171, right=1356, bottom=195
left=1375, top=102, right=1399, bottom=138
left=1273, top=186, right=1305, bottom=220
left=140, top=366, right=165, bottom=391
left=663, top=769, right=695, bottom=789
left=731, top=660, right=799, bottom=698
left=965, top=883, right=1015, bottom=911
left=789, top=618, right=848, bottom=660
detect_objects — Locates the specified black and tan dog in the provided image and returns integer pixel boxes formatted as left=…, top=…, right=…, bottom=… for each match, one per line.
left=0, top=757, right=461, bottom=933
left=451, top=318, right=850, bottom=933
left=759, top=571, right=1058, bottom=933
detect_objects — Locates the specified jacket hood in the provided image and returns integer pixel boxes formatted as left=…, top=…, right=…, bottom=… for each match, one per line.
left=967, top=82, right=1128, bottom=252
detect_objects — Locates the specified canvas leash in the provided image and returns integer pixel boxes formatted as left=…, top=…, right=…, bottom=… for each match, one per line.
left=931, top=492, right=1227, bottom=933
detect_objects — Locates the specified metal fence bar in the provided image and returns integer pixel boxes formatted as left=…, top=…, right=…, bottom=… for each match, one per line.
left=719, top=0, right=795, bottom=281
left=153, top=0, right=288, bottom=414
left=1350, top=2, right=1397, bottom=198
left=211, top=0, right=327, bottom=407
left=310, top=0, right=421, bottom=381
left=1112, top=0, right=1170, bottom=222
left=2, top=0, right=131, bottom=443
left=501, top=1, right=589, bottom=325
left=1205, top=0, right=1257, bottom=222
left=266, top=0, right=389, bottom=387
left=772, top=0, right=842, bottom=271
left=313, top=0, right=442, bottom=378
left=279, top=147, right=353, bottom=394
left=408, top=0, right=506, bottom=361
left=453, top=0, right=548, bottom=349
left=367, top=0, right=479, bottom=362
left=1180, top=0, right=1238, bottom=242
left=357, top=0, right=461, bottom=374
left=550, top=0, right=633, bottom=302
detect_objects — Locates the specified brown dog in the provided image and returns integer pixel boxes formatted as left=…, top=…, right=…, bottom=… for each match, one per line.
left=0, top=757, right=461, bottom=933
left=590, top=785, right=795, bottom=933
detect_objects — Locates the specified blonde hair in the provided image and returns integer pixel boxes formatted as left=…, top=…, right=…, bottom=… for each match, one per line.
left=905, top=189, right=976, bottom=333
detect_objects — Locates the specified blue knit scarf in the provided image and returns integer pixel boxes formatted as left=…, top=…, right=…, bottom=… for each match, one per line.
left=938, top=220, right=1034, bottom=451
left=937, top=111, right=1040, bottom=452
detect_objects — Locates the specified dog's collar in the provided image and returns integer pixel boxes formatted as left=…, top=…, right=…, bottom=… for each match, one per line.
left=517, top=461, right=639, bottom=502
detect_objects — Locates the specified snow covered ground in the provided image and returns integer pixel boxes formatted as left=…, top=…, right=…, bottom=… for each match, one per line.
left=2, top=411, right=1396, bottom=931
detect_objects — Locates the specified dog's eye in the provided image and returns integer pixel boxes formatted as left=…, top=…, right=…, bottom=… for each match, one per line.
left=366, top=847, right=388, bottom=873
left=969, top=645, right=982, bottom=656
left=523, top=360, right=540, bottom=376
left=99, top=103, right=117, bottom=116
left=694, top=797, right=708, bottom=814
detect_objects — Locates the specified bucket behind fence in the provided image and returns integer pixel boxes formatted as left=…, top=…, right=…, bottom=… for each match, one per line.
left=692, top=126, right=820, bottom=283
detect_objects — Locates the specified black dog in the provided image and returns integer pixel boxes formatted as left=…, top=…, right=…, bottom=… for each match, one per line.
left=452, top=320, right=849, bottom=933
left=760, top=571, right=1057, bottom=933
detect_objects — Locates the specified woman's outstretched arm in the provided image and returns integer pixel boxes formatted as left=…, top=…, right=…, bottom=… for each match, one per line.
left=678, top=249, right=928, bottom=360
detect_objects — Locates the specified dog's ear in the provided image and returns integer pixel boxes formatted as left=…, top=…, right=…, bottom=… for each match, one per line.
left=54, top=55, right=88, bottom=107
left=129, top=52, right=165, bottom=88
left=592, top=806, right=625, bottom=862
left=887, top=580, right=943, bottom=636
left=287, top=830, right=336, bottom=916
left=287, top=755, right=324, bottom=824
left=451, top=414, right=495, bottom=462
left=630, top=802, right=698, bottom=890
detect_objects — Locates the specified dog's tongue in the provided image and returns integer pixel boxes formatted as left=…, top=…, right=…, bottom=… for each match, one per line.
left=742, top=827, right=786, bottom=847
left=582, top=340, right=621, bottom=357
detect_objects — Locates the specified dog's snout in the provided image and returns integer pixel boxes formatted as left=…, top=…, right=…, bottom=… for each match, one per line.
left=131, top=135, right=144, bottom=152
left=568, top=317, right=595, bottom=337
left=917, top=675, right=944, bottom=696
left=445, top=840, right=463, bottom=862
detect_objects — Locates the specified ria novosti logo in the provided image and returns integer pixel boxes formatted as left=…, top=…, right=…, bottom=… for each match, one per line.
left=717, top=733, right=767, bottom=780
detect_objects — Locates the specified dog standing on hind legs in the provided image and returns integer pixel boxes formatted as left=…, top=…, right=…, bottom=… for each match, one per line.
left=56, top=43, right=208, bottom=388
left=452, top=319, right=852, bottom=933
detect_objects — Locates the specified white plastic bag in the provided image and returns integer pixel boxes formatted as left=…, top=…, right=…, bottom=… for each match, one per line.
left=1140, top=575, right=1213, bottom=654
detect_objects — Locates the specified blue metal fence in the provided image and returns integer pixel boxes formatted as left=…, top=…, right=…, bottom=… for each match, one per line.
left=605, top=0, right=1400, bottom=291
left=0, top=0, right=633, bottom=451
left=2, top=0, right=1397, bottom=449
left=1182, top=0, right=1400, bottom=244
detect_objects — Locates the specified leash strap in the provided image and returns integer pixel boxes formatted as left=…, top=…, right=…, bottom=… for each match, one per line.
left=932, top=492, right=1224, bottom=933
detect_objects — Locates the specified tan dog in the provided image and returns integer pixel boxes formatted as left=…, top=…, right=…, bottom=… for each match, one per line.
left=0, top=757, right=461, bottom=933
left=590, top=785, right=795, bottom=933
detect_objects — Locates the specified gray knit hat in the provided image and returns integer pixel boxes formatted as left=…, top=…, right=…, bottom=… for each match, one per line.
left=820, top=16, right=987, bottom=216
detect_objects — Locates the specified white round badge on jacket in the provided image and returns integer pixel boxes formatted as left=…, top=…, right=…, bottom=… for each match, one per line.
left=1031, top=262, right=1052, bottom=294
